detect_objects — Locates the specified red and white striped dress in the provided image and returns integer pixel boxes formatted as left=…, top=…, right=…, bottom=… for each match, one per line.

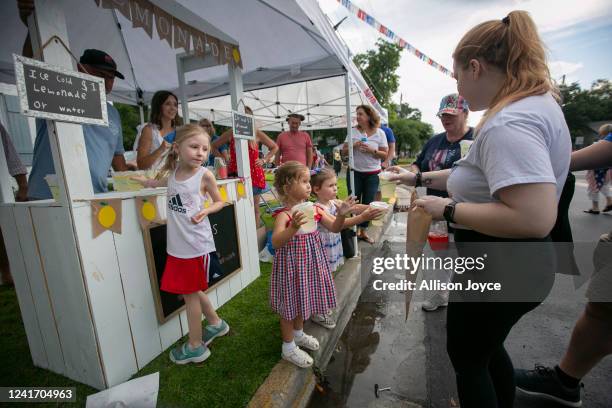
left=270, top=208, right=337, bottom=321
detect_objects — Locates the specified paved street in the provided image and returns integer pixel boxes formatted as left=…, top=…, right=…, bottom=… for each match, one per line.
left=310, top=171, right=612, bottom=407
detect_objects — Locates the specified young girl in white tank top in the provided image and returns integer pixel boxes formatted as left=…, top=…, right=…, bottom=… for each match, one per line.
left=134, top=123, right=229, bottom=365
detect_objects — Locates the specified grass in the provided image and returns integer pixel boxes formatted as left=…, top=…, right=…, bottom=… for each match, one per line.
left=0, top=263, right=280, bottom=407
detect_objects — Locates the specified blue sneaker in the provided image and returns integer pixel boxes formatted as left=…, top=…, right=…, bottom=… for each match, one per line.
left=169, top=342, right=211, bottom=365
left=203, top=320, right=230, bottom=346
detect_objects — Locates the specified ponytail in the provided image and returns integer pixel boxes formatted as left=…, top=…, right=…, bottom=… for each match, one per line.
left=156, top=148, right=178, bottom=180
left=453, top=10, right=557, bottom=133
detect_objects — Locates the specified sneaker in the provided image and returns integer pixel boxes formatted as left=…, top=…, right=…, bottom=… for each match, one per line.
left=421, top=293, right=448, bottom=312
left=294, top=332, right=320, bottom=351
left=203, top=319, right=230, bottom=346
left=282, top=346, right=313, bottom=368
left=169, top=342, right=211, bottom=365
left=515, top=365, right=582, bottom=407
left=311, top=313, right=337, bottom=329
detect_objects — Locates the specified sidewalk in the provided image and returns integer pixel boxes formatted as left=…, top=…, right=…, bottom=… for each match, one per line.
left=248, top=210, right=395, bottom=408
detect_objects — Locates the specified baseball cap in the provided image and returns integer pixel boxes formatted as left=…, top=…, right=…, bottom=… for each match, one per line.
left=437, top=94, right=468, bottom=117
left=286, top=113, right=305, bottom=121
left=79, top=49, right=124, bottom=79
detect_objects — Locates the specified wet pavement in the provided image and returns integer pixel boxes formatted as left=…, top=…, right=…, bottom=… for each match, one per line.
left=309, top=172, right=612, bottom=408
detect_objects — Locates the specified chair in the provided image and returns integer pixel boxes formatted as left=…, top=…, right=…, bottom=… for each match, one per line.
left=258, top=183, right=282, bottom=214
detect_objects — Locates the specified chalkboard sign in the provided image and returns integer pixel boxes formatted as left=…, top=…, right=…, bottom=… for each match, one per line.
left=13, top=54, right=108, bottom=126
left=144, top=203, right=242, bottom=322
left=232, top=110, right=255, bottom=140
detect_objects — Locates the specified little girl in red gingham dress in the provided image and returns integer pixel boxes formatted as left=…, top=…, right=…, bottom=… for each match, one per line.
left=270, top=161, right=356, bottom=368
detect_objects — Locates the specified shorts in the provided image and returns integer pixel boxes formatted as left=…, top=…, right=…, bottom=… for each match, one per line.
left=160, top=253, right=210, bottom=294
left=252, top=185, right=266, bottom=196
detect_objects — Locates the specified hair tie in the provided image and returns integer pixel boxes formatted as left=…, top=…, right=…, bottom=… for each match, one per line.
left=310, top=168, right=322, bottom=176
left=502, top=16, right=510, bottom=25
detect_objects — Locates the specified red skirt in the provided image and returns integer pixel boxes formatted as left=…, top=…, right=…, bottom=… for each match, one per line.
left=160, top=253, right=210, bottom=294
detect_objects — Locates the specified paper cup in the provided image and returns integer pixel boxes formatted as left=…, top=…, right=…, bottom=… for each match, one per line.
left=379, top=172, right=396, bottom=199
left=292, top=201, right=316, bottom=233
left=369, top=201, right=390, bottom=226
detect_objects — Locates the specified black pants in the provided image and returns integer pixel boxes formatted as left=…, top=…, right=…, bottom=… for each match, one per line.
left=347, top=170, right=380, bottom=228
left=447, top=229, right=555, bottom=408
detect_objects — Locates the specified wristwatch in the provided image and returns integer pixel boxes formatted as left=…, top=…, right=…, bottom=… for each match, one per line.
left=443, top=200, right=457, bottom=223
left=415, top=172, right=422, bottom=187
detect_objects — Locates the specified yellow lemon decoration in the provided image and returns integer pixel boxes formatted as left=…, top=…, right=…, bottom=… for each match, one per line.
left=141, top=200, right=156, bottom=221
left=232, top=48, right=241, bottom=64
left=237, top=182, right=246, bottom=198
left=219, top=186, right=227, bottom=202
left=98, top=203, right=116, bottom=228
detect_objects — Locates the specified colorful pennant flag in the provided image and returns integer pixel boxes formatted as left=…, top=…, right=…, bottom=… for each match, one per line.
left=336, top=0, right=454, bottom=78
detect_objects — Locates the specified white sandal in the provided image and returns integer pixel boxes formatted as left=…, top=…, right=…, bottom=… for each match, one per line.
left=294, top=333, right=320, bottom=351
left=282, top=346, right=313, bottom=368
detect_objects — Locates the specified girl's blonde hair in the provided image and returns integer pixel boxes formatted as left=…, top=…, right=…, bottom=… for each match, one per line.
left=356, top=104, right=380, bottom=130
left=310, top=167, right=336, bottom=197
left=157, top=123, right=209, bottom=179
left=273, top=161, right=309, bottom=202
left=453, top=10, right=557, bottom=133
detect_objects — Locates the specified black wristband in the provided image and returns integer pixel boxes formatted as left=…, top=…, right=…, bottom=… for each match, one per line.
left=415, top=172, right=422, bottom=187
left=443, top=200, right=457, bottom=223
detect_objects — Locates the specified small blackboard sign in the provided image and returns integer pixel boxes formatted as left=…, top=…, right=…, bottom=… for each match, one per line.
left=232, top=110, right=255, bottom=140
left=13, top=54, right=108, bottom=126
left=144, top=203, right=242, bottom=322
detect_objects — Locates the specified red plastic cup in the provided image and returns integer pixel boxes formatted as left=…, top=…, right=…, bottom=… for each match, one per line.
left=428, top=232, right=449, bottom=251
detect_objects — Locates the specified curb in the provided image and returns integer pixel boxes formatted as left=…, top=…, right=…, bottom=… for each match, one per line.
left=248, top=210, right=394, bottom=408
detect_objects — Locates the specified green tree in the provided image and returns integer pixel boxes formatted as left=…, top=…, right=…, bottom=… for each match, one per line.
left=389, top=102, right=422, bottom=121
left=559, top=79, right=612, bottom=143
left=115, top=103, right=144, bottom=150
left=390, top=117, right=433, bottom=156
left=353, top=39, right=403, bottom=107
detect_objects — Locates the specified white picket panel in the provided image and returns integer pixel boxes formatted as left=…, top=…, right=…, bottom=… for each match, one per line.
left=0, top=206, right=48, bottom=368
left=112, top=198, right=163, bottom=370
left=31, top=206, right=105, bottom=388
left=69, top=206, right=135, bottom=387
left=12, top=206, right=65, bottom=374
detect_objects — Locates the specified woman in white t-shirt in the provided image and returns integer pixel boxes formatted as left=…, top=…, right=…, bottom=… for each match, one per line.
left=134, top=90, right=182, bottom=170
left=341, top=105, right=388, bottom=243
left=390, top=11, right=571, bottom=407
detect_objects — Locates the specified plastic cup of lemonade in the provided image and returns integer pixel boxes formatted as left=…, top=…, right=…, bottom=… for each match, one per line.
left=369, top=201, right=390, bottom=226
left=291, top=201, right=317, bottom=233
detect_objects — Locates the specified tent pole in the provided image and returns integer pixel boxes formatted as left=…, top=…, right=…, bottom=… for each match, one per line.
left=139, top=105, right=145, bottom=126
left=176, top=56, right=189, bottom=123
left=344, top=72, right=358, bottom=254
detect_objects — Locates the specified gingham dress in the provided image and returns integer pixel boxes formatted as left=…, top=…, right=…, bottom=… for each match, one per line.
left=315, top=201, right=344, bottom=272
left=270, top=208, right=337, bottom=321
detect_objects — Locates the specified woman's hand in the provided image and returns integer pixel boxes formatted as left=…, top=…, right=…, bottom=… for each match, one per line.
left=289, top=211, right=307, bottom=230
left=337, top=196, right=357, bottom=216
left=387, top=166, right=416, bottom=186
left=413, top=196, right=453, bottom=220
left=255, top=158, right=265, bottom=167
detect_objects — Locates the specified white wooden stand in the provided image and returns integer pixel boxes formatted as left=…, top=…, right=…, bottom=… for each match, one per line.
left=0, top=0, right=260, bottom=389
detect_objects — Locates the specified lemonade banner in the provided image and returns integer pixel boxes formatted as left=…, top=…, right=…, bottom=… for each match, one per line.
left=337, top=0, right=454, bottom=78
left=135, top=196, right=162, bottom=229
left=91, top=199, right=122, bottom=238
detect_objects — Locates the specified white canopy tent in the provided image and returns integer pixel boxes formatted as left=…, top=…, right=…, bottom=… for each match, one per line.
left=0, top=0, right=386, bottom=125
left=189, top=75, right=368, bottom=132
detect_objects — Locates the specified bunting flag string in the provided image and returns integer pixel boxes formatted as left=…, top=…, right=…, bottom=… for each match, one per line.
left=337, top=0, right=454, bottom=78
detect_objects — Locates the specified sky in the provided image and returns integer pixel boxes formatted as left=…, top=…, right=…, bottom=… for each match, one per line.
left=317, top=0, right=612, bottom=133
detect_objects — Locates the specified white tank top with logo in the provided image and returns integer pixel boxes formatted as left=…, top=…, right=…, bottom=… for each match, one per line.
left=166, top=167, right=216, bottom=258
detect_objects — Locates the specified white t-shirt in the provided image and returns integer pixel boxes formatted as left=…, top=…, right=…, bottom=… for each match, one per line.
left=133, top=123, right=166, bottom=169
left=345, top=128, right=388, bottom=172
left=447, top=93, right=571, bottom=208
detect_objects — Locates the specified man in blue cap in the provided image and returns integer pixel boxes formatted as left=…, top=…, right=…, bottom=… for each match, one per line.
left=28, top=49, right=129, bottom=199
